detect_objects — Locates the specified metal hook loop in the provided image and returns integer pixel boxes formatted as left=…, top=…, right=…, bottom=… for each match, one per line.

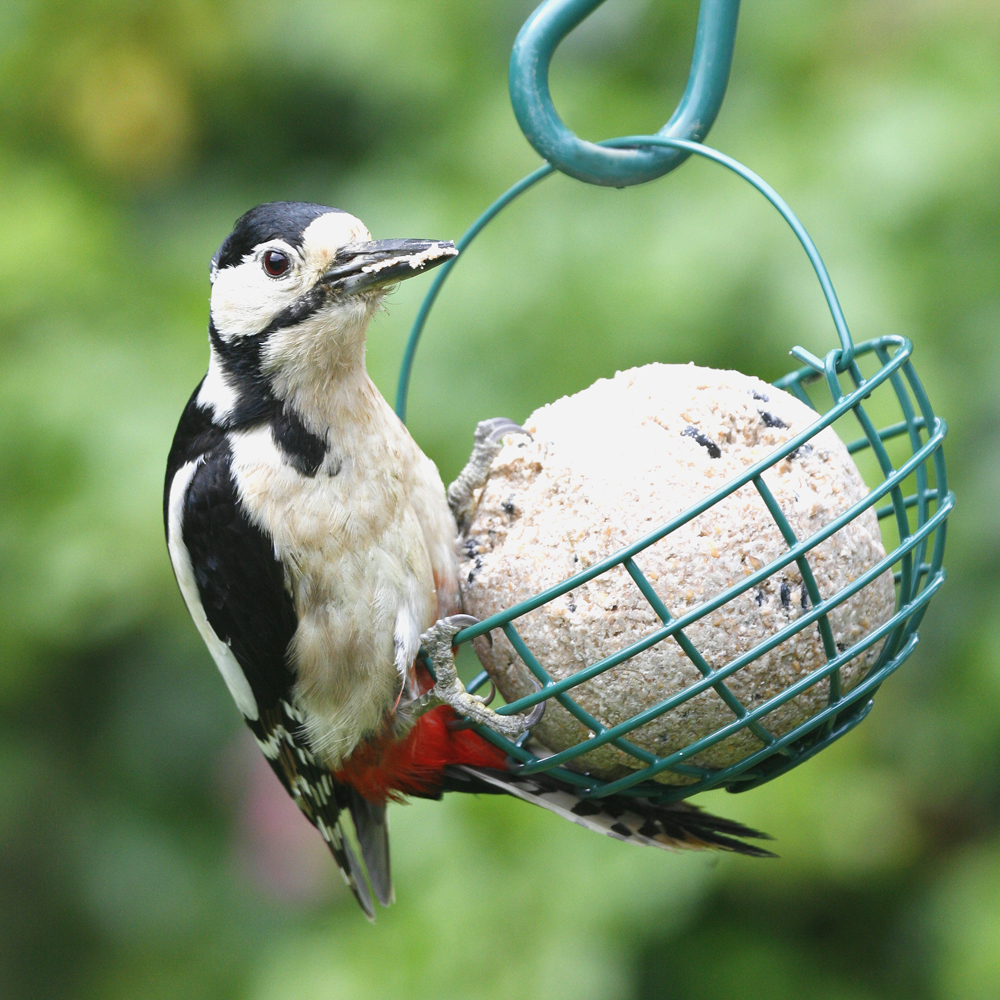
left=509, top=0, right=741, bottom=188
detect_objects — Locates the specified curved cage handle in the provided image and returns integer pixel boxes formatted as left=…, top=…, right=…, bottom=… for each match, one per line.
left=395, top=135, right=857, bottom=420
left=510, top=0, right=740, bottom=187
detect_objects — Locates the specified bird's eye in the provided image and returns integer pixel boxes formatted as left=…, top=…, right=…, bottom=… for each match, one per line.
left=262, top=250, right=290, bottom=277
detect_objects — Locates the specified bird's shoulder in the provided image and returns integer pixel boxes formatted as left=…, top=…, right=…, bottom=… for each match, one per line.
left=163, top=379, right=228, bottom=531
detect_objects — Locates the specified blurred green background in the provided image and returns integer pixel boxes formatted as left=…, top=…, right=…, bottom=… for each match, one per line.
left=1, top=0, right=998, bottom=997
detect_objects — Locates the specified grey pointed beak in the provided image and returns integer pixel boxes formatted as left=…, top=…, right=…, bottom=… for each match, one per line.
left=320, top=239, right=458, bottom=294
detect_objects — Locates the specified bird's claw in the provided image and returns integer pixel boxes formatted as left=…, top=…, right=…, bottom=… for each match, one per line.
left=448, top=418, right=532, bottom=532
left=418, top=615, right=543, bottom=739
left=522, top=675, right=547, bottom=729
left=474, top=417, right=532, bottom=448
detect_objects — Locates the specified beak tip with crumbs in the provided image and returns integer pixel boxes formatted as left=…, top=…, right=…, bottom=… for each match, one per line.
left=322, top=239, right=459, bottom=294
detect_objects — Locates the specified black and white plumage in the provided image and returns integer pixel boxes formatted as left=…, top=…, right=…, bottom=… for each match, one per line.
left=164, top=202, right=469, bottom=914
left=450, top=768, right=775, bottom=855
left=164, top=202, right=772, bottom=918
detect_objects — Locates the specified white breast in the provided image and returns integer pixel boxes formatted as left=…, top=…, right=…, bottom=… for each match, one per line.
left=228, top=398, right=452, bottom=766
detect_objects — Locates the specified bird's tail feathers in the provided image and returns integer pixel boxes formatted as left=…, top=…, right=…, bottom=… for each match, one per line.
left=450, top=765, right=776, bottom=858
left=346, top=787, right=394, bottom=907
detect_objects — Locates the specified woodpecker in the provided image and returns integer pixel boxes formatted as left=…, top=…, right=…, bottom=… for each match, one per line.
left=164, top=202, right=772, bottom=919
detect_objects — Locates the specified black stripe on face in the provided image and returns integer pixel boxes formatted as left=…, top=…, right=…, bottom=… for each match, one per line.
left=207, top=280, right=332, bottom=428
left=213, top=202, right=342, bottom=272
left=188, top=335, right=330, bottom=476
left=207, top=319, right=276, bottom=427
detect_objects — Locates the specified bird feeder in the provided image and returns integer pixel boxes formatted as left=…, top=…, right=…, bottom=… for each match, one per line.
left=397, top=0, right=951, bottom=802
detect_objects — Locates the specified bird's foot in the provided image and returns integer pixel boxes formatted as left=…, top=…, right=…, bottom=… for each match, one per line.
left=408, top=615, right=544, bottom=738
left=448, top=418, right=531, bottom=533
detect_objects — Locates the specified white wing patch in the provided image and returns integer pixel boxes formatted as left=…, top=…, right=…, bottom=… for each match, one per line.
left=167, top=459, right=259, bottom=720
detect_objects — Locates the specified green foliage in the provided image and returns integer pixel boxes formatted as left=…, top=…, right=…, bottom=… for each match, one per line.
left=1, top=1, right=998, bottom=997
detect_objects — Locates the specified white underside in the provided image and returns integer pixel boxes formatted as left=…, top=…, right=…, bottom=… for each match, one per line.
left=225, top=387, right=458, bottom=766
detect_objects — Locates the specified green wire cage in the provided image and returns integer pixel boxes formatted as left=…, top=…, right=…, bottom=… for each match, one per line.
left=399, top=0, right=952, bottom=803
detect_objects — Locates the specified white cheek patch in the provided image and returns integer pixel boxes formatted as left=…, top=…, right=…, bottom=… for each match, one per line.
left=210, top=245, right=307, bottom=339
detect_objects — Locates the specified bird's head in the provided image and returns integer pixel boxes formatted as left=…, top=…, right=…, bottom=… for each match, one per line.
left=205, top=202, right=456, bottom=422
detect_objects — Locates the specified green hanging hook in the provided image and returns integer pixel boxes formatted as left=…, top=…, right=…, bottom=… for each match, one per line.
left=509, top=0, right=741, bottom=187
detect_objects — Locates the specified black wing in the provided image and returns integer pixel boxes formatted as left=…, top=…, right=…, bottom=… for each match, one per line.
left=164, top=391, right=388, bottom=916
left=179, top=436, right=298, bottom=712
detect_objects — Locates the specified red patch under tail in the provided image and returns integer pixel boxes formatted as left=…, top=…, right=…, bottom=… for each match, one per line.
left=332, top=706, right=508, bottom=804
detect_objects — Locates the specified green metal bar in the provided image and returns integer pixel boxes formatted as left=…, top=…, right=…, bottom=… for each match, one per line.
left=721, top=698, right=876, bottom=794
left=846, top=416, right=927, bottom=455
left=894, top=359, right=949, bottom=646
left=575, top=573, right=942, bottom=797
left=460, top=403, right=945, bottom=651
left=814, top=353, right=912, bottom=671
left=401, top=135, right=862, bottom=425
left=893, top=563, right=933, bottom=585
left=851, top=401, right=913, bottom=631
left=389, top=111, right=952, bottom=798
left=506, top=497, right=949, bottom=735
left=822, top=347, right=851, bottom=403
left=876, top=344, right=933, bottom=594
left=402, top=257, right=950, bottom=794
left=395, top=164, right=554, bottom=421
left=789, top=345, right=829, bottom=374
left=490, top=479, right=947, bottom=740
left=622, top=556, right=783, bottom=750
left=466, top=670, right=489, bottom=695
left=502, top=622, right=710, bottom=777
left=497, top=496, right=951, bottom=768
left=773, top=365, right=822, bottom=392
left=751, top=475, right=840, bottom=706
left=485, top=463, right=949, bottom=725
left=492, top=571, right=935, bottom=797
left=785, top=377, right=818, bottom=410
left=509, top=0, right=740, bottom=187
left=877, top=492, right=937, bottom=520
left=598, top=136, right=856, bottom=370
left=658, top=616, right=928, bottom=799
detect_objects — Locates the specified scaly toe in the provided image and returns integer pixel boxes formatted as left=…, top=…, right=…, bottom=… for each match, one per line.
left=420, top=614, right=479, bottom=648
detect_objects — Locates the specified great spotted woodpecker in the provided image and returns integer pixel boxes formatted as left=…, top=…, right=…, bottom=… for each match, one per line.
left=164, top=202, right=772, bottom=918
